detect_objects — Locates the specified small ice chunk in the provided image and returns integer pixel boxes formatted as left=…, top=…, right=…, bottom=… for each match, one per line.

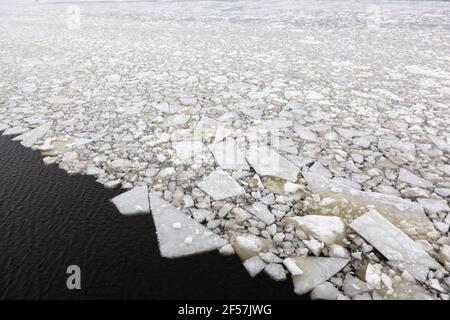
left=246, top=202, right=275, bottom=225
left=197, top=169, right=245, bottom=201
left=86, top=166, right=105, bottom=176
left=303, top=239, right=324, bottom=256
left=328, top=244, right=350, bottom=259
left=294, top=126, right=319, bottom=142
left=232, top=234, right=272, bottom=261
left=309, top=162, right=332, bottom=178
left=417, top=198, right=450, bottom=215
left=398, top=168, right=433, bottom=189
left=342, top=274, right=369, bottom=297
left=259, top=252, right=283, bottom=263
left=291, top=257, right=349, bottom=295
left=243, top=256, right=266, bottom=277
left=365, top=264, right=381, bottom=289
left=246, top=145, right=299, bottom=182
left=310, top=282, right=340, bottom=300
left=264, top=263, right=287, bottom=281
left=283, top=258, right=303, bottom=276
left=149, top=193, right=227, bottom=258
left=219, top=243, right=235, bottom=256
left=209, top=139, right=249, bottom=170
left=110, top=186, right=150, bottom=216
left=285, top=215, right=346, bottom=245
left=284, top=182, right=302, bottom=193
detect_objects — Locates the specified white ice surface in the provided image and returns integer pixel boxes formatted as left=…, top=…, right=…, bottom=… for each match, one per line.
left=110, top=185, right=150, bottom=216
left=291, top=256, right=349, bottom=295
left=350, top=210, right=442, bottom=270
left=197, top=169, right=245, bottom=200
left=246, top=145, right=299, bottom=182
left=149, top=192, right=227, bottom=258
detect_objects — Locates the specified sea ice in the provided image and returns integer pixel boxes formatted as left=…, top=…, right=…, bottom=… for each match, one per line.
left=246, top=145, right=299, bottom=182
left=232, top=234, right=272, bottom=261
left=2, top=127, right=29, bottom=136
left=303, top=172, right=432, bottom=233
left=246, top=202, right=275, bottom=225
left=197, top=169, right=245, bottom=200
left=291, top=257, right=349, bottom=295
left=12, top=123, right=50, bottom=147
left=350, top=210, right=442, bottom=270
left=398, top=168, right=434, bottom=189
left=264, top=263, right=287, bottom=281
left=242, top=256, right=266, bottom=277
left=285, top=215, right=345, bottom=245
left=149, top=193, right=227, bottom=258
left=208, top=139, right=249, bottom=170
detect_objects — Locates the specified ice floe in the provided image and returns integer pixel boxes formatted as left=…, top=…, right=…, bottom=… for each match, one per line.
left=111, top=185, right=150, bottom=216
left=285, top=215, right=346, bottom=245
left=246, top=145, right=299, bottom=182
left=149, top=193, right=227, bottom=258
left=350, top=210, right=442, bottom=271
left=208, top=139, right=249, bottom=170
left=291, top=257, right=349, bottom=295
left=197, top=169, right=245, bottom=200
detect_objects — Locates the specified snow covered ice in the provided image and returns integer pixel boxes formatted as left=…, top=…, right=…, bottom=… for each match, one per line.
left=1, top=0, right=450, bottom=299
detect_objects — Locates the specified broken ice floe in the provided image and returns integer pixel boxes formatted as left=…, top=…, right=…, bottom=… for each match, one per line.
left=285, top=215, right=346, bottom=245
left=172, top=140, right=207, bottom=165
left=12, top=123, right=51, bottom=147
left=149, top=193, right=227, bottom=258
left=2, top=126, right=29, bottom=136
left=110, top=185, right=150, bottom=216
left=350, top=210, right=443, bottom=272
left=243, top=256, right=266, bottom=277
left=246, top=202, right=275, bottom=225
left=264, top=263, right=287, bottom=281
left=246, top=145, right=299, bottom=182
left=197, top=168, right=245, bottom=200
left=231, top=233, right=272, bottom=261
left=303, top=172, right=434, bottom=238
left=291, top=257, right=349, bottom=295
left=208, top=139, right=249, bottom=170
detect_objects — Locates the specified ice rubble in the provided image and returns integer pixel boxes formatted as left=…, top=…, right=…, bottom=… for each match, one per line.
left=149, top=193, right=227, bottom=258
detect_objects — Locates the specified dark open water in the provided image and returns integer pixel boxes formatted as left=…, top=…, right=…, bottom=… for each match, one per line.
left=0, top=135, right=300, bottom=299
